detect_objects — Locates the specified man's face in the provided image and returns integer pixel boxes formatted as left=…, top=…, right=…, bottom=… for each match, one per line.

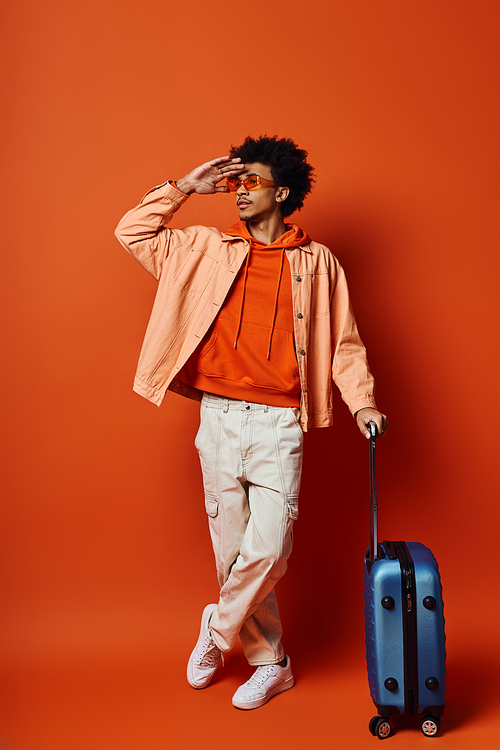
left=235, top=162, right=285, bottom=222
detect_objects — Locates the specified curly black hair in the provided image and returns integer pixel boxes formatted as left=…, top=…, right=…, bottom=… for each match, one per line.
left=228, top=135, right=315, bottom=217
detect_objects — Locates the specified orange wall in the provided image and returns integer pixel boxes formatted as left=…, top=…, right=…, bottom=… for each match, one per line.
left=1, top=1, right=499, bottom=748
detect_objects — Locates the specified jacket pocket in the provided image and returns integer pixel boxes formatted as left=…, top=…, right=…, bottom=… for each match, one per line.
left=173, top=250, right=218, bottom=293
left=205, top=493, right=219, bottom=518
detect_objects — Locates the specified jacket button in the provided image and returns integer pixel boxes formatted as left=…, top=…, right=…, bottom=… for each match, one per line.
left=300, top=349, right=306, bottom=355
left=297, top=313, right=303, bottom=319
left=295, top=275, right=302, bottom=281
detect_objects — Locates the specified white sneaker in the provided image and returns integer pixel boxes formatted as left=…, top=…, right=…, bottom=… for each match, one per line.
left=187, top=603, right=222, bottom=689
left=232, top=656, right=294, bottom=709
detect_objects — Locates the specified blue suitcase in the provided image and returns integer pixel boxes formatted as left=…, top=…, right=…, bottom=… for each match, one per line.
left=364, top=424, right=446, bottom=739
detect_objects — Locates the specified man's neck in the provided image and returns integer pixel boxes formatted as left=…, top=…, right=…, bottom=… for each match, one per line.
left=246, top=214, right=287, bottom=245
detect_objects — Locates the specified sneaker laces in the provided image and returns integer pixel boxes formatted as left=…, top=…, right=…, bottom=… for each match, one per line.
left=245, top=664, right=274, bottom=687
left=196, top=636, right=222, bottom=667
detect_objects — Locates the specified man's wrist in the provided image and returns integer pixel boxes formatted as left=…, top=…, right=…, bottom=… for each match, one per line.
left=354, top=406, right=375, bottom=419
left=175, top=177, right=193, bottom=195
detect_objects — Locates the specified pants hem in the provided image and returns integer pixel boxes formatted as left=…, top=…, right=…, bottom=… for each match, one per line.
left=248, top=653, right=285, bottom=667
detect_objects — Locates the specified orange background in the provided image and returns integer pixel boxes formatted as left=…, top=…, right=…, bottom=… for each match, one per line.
left=1, top=1, right=499, bottom=747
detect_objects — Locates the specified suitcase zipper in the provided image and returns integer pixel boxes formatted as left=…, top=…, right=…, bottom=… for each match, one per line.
left=395, top=542, right=419, bottom=715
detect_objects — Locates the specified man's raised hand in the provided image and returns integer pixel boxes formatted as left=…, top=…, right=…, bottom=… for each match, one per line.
left=176, top=156, right=245, bottom=196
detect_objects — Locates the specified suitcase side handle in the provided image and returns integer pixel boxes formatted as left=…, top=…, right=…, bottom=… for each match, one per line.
left=369, top=421, right=378, bottom=563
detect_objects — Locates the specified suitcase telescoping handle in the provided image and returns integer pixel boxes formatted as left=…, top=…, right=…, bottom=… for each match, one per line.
left=369, top=421, right=378, bottom=564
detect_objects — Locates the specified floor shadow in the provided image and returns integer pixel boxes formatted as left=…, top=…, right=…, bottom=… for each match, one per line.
left=441, top=653, right=500, bottom=732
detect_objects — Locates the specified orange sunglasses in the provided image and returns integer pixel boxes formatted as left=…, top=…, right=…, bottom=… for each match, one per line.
left=226, top=175, right=276, bottom=191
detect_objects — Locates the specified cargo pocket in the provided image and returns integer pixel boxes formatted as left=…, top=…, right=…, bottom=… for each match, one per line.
left=286, top=496, right=299, bottom=520
left=205, top=493, right=219, bottom=518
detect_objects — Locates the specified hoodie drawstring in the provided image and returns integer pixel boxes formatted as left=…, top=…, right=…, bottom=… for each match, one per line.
left=233, top=246, right=251, bottom=350
left=266, top=248, right=285, bottom=360
left=227, top=222, right=308, bottom=361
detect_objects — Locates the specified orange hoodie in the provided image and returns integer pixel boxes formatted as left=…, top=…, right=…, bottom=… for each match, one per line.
left=181, top=221, right=310, bottom=406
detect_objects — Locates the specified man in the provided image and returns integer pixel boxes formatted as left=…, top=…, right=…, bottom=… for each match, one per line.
left=115, top=135, right=387, bottom=710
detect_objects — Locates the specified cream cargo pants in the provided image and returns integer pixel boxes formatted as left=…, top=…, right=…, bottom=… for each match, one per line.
left=195, top=393, right=304, bottom=666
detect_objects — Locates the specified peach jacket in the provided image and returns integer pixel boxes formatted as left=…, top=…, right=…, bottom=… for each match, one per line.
left=115, top=181, right=377, bottom=431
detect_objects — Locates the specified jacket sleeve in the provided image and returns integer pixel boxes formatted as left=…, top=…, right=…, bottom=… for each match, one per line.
left=329, top=259, right=378, bottom=416
left=114, top=181, right=191, bottom=280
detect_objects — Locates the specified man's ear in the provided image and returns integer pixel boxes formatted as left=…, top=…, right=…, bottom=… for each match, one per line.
left=276, top=186, right=290, bottom=203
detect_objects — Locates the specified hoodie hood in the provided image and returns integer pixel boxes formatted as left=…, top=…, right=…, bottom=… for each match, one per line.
left=225, top=220, right=310, bottom=248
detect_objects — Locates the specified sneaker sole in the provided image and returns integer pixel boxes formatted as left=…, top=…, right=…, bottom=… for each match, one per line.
left=232, top=675, right=295, bottom=710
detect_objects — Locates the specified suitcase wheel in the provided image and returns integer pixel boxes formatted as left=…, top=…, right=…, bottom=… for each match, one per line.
left=369, top=716, right=392, bottom=739
left=421, top=715, right=440, bottom=737
left=368, top=716, right=379, bottom=735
